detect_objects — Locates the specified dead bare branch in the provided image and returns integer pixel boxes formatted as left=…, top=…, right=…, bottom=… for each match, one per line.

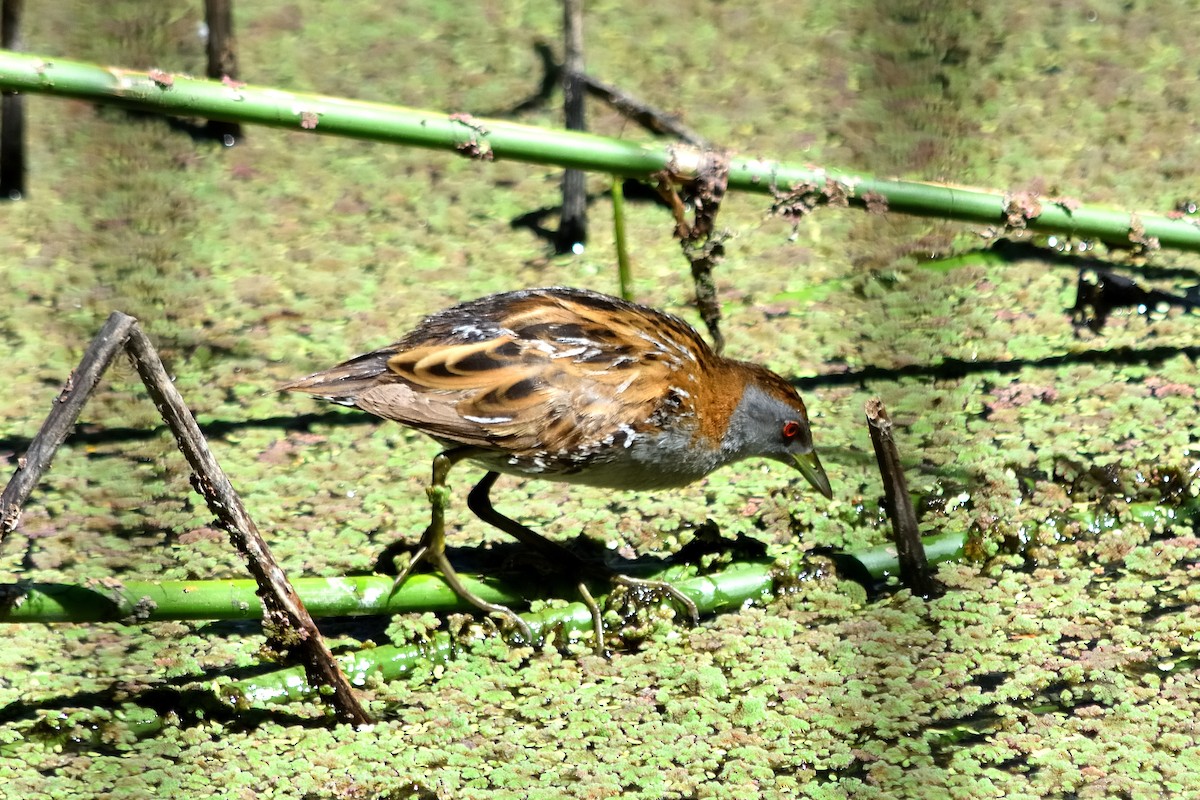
left=2, top=313, right=371, bottom=724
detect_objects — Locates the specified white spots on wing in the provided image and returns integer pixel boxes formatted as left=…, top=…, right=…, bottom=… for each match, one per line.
left=463, top=414, right=514, bottom=424
left=506, top=453, right=551, bottom=472
left=618, top=423, right=636, bottom=448
left=675, top=340, right=700, bottom=363
left=549, top=337, right=604, bottom=361
left=592, top=423, right=638, bottom=452
left=614, top=374, right=636, bottom=395
left=632, top=329, right=690, bottom=368
left=635, top=330, right=666, bottom=351
left=449, top=323, right=494, bottom=341
left=662, top=335, right=697, bottom=364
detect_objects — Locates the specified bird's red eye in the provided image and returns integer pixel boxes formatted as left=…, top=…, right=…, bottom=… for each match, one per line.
left=782, top=420, right=801, bottom=440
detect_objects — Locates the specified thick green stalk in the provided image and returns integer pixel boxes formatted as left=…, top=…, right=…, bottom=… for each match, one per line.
left=0, top=51, right=666, bottom=174
left=0, top=573, right=524, bottom=623
left=2, top=51, right=1199, bottom=251
left=223, top=560, right=820, bottom=708
left=11, top=486, right=1196, bottom=729
left=8, top=486, right=1196, bottom=625
left=225, top=491, right=1196, bottom=707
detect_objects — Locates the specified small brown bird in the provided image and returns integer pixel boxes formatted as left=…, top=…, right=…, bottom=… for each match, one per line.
left=283, top=287, right=831, bottom=643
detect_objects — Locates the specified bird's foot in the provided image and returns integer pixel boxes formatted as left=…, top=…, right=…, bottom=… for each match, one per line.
left=564, top=567, right=699, bottom=656
left=609, top=573, right=700, bottom=627
left=385, top=540, right=533, bottom=644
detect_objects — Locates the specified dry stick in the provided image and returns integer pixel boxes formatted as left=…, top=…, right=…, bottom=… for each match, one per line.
left=0, top=0, right=27, bottom=199
left=202, top=0, right=242, bottom=142
left=500, top=41, right=708, bottom=147
left=0, top=313, right=369, bottom=723
left=1, top=312, right=136, bottom=535
left=556, top=0, right=587, bottom=254
left=582, top=75, right=709, bottom=148
left=864, top=398, right=941, bottom=599
left=122, top=324, right=371, bottom=725
left=204, top=0, right=238, bottom=81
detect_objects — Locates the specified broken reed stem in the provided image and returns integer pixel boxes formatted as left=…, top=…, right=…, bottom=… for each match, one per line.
left=1, top=313, right=369, bottom=725
left=864, top=398, right=941, bottom=599
left=655, top=150, right=731, bottom=353
left=1, top=312, right=136, bottom=535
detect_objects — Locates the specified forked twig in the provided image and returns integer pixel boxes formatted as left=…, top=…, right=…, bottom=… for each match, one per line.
left=1, top=312, right=370, bottom=724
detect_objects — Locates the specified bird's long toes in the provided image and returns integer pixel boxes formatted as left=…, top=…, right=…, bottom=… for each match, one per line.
left=611, top=574, right=700, bottom=627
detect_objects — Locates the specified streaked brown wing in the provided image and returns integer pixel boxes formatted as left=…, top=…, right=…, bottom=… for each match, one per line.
left=282, top=288, right=713, bottom=457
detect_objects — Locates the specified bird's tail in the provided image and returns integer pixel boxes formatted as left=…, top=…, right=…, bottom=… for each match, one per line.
left=278, top=350, right=394, bottom=406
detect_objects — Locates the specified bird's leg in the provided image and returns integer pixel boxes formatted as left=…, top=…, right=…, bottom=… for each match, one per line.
left=466, top=472, right=605, bottom=647
left=467, top=472, right=700, bottom=650
left=391, top=450, right=532, bottom=643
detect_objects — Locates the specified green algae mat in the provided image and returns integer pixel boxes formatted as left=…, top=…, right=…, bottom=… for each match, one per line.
left=1, top=1, right=1198, bottom=797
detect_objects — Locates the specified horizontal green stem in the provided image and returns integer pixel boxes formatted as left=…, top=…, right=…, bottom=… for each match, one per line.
left=11, top=485, right=1195, bottom=625
left=2, top=50, right=1199, bottom=250
left=223, top=559, right=822, bottom=707
left=187, top=545, right=975, bottom=708
left=0, top=572, right=523, bottom=623
left=11, top=484, right=1194, bottom=727
left=0, top=51, right=665, bottom=175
